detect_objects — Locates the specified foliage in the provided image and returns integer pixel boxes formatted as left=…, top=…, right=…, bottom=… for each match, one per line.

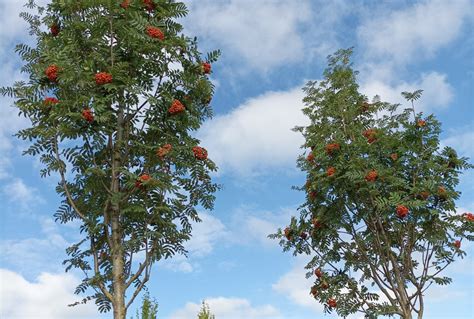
left=271, top=48, right=473, bottom=318
left=197, top=300, right=215, bottom=319
left=132, top=292, right=158, bottom=319
left=3, top=0, right=220, bottom=318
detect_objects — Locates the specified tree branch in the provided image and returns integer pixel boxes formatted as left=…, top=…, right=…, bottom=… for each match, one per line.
left=53, top=135, right=88, bottom=222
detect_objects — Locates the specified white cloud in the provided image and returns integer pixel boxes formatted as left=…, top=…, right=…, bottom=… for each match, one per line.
left=160, top=212, right=229, bottom=273
left=198, top=87, right=308, bottom=175
left=0, top=269, right=102, bottom=319
left=0, top=63, right=30, bottom=180
left=0, top=218, right=68, bottom=277
left=1, top=178, right=45, bottom=212
left=272, top=257, right=323, bottom=313
left=186, top=213, right=229, bottom=257
left=0, top=0, right=50, bottom=179
left=183, top=0, right=312, bottom=71
left=360, top=71, right=454, bottom=113
left=228, top=206, right=296, bottom=248
left=358, top=0, right=473, bottom=64
left=169, top=297, right=281, bottom=319
left=441, top=127, right=474, bottom=159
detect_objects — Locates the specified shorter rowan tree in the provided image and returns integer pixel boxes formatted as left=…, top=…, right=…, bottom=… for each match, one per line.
left=271, top=49, right=473, bottom=319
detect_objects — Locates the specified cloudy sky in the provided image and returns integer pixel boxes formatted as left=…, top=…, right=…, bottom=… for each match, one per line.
left=1, top=0, right=473, bottom=318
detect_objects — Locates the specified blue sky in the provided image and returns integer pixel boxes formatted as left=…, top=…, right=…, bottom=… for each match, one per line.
left=0, top=0, right=473, bottom=318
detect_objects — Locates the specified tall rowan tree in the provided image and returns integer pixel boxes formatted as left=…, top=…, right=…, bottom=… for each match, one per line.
left=1, top=1, right=220, bottom=318
left=271, top=49, right=474, bottom=318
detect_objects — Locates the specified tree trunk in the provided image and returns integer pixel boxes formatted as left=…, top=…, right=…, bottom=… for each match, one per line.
left=111, top=103, right=126, bottom=319
left=111, top=213, right=126, bottom=319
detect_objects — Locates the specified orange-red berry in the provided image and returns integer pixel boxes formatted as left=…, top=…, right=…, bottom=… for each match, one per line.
left=143, top=0, right=155, bottom=11
left=202, top=62, right=211, bottom=74
left=95, top=72, right=112, bottom=85
left=146, top=26, right=165, bottom=40
left=463, top=212, right=474, bottom=222
left=50, top=24, right=60, bottom=36
left=328, top=298, right=337, bottom=308
left=192, top=146, right=208, bottom=160
left=135, top=174, right=151, bottom=188
left=365, top=170, right=378, bottom=182
left=45, top=65, right=59, bottom=82
left=396, top=205, right=409, bottom=219
left=82, top=109, right=94, bottom=122
left=157, top=144, right=172, bottom=158
left=327, top=167, right=336, bottom=177
left=120, top=0, right=130, bottom=8
left=417, top=119, right=426, bottom=127
left=168, top=99, right=185, bottom=115
left=325, top=143, right=340, bottom=155
left=454, top=240, right=461, bottom=249
left=44, top=97, right=59, bottom=105
left=315, top=268, right=323, bottom=278
left=363, top=129, right=377, bottom=144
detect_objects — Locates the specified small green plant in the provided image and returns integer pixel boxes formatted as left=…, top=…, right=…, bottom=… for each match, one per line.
left=197, top=300, right=215, bottom=319
left=131, top=293, right=158, bottom=319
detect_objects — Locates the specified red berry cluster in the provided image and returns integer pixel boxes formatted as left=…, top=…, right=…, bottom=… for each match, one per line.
left=325, top=143, right=340, bottom=155
left=463, top=212, right=474, bottom=222
left=45, top=65, right=59, bottom=82
left=168, top=99, right=185, bottom=115
left=135, top=174, right=151, bottom=188
left=50, top=24, right=60, bottom=36
left=360, top=101, right=370, bottom=112
left=202, top=62, right=211, bottom=74
left=146, top=26, right=165, bottom=40
left=363, top=129, right=377, bottom=144
left=365, top=170, right=378, bottom=182
left=82, top=109, right=94, bottom=123
left=157, top=143, right=172, bottom=158
left=418, top=191, right=429, bottom=200
left=312, top=217, right=322, bottom=229
left=326, top=166, right=336, bottom=177
left=454, top=240, right=461, bottom=249
left=120, top=0, right=130, bottom=8
left=95, top=72, right=113, bottom=85
left=396, top=205, right=409, bottom=219
left=192, top=146, right=208, bottom=160
left=390, top=153, right=398, bottom=161
left=44, top=97, right=59, bottom=105
left=438, top=186, right=447, bottom=199
left=307, top=152, right=314, bottom=162
left=327, top=298, right=337, bottom=308
left=284, top=227, right=293, bottom=240
left=417, top=119, right=426, bottom=127
left=143, top=0, right=155, bottom=11
left=314, top=268, right=323, bottom=278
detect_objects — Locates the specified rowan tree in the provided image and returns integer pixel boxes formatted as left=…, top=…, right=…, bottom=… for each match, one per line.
left=271, top=49, right=474, bottom=318
left=1, top=1, right=220, bottom=318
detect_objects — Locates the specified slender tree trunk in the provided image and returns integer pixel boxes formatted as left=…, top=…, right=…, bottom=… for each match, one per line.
left=112, top=212, right=126, bottom=319
left=111, top=102, right=126, bottom=319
